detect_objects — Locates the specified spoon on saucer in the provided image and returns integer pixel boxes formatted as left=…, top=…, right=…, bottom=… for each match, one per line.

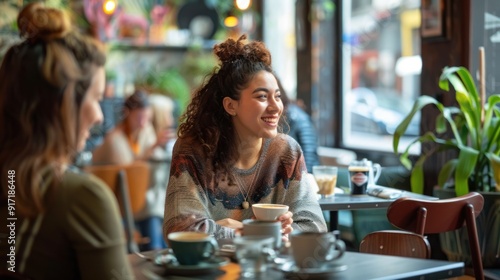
left=134, top=251, right=153, bottom=261
left=134, top=248, right=174, bottom=262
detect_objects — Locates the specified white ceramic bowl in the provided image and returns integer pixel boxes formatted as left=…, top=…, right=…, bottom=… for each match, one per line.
left=252, top=203, right=289, bottom=221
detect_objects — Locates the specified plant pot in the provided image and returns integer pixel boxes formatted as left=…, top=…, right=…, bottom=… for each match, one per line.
left=434, top=188, right=500, bottom=268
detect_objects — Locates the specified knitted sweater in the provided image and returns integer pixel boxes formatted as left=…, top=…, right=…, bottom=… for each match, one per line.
left=163, top=133, right=327, bottom=240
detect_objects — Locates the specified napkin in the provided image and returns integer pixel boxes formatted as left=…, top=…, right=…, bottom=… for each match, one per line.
left=367, top=186, right=403, bottom=199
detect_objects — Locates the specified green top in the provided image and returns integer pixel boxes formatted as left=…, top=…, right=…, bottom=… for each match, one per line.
left=0, top=169, right=133, bottom=280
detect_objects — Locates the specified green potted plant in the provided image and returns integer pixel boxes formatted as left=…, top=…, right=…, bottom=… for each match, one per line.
left=393, top=66, right=500, bottom=196
left=393, top=66, right=500, bottom=268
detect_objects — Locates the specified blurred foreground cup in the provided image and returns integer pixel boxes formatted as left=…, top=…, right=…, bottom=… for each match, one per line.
left=290, top=231, right=345, bottom=269
left=167, top=231, right=218, bottom=265
left=234, top=236, right=276, bottom=278
left=243, top=219, right=282, bottom=249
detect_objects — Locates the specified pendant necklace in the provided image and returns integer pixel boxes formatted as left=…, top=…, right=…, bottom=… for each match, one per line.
left=234, top=156, right=263, bottom=209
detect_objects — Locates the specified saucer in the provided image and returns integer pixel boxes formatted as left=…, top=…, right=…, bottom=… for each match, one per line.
left=154, top=255, right=230, bottom=276
left=276, top=260, right=348, bottom=277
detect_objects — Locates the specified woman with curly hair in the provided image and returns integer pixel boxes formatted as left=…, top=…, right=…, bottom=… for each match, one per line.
left=0, top=3, right=132, bottom=279
left=163, top=35, right=327, bottom=241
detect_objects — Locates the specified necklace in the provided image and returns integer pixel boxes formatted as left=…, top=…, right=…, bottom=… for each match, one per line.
left=233, top=155, right=264, bottom=209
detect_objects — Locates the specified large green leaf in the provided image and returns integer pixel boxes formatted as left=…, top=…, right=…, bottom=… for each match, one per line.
left=484, top=95, right=500, bottom=128
left=393, top=96, right=439, bottom=153
left=441, top=107, right=464, bottom=146
left=454, top=146, right=480, bottom=196
left=484, top=95, right=500, bottom=153
left=439, top=67, right=482, bottom=147
left=438, top=159, right=458, bottom=187
left=399, top=132, right=439, bottom=170
left=410, top=155, right=428, bottom=194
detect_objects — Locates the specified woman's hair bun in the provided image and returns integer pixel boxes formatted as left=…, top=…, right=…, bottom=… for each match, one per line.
left=214, top=34, right=272, bottom=67
left=17, top=2, right=71, bottom=41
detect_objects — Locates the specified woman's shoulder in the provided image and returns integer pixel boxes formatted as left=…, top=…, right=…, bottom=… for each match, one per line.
left=172, top=137, right=204, bottom=156
left=264, top=134, right=303, bottom=165
left=61, top=169, right=116, bottom=203
left=270, top=133, right=302, bottom=152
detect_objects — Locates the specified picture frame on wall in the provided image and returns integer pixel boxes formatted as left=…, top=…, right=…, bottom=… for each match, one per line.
left=421, top=0, right=450, bottom=39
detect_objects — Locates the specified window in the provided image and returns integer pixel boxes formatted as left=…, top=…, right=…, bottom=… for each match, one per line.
left=341, top=0, right=421, bottom=154
left=471, top=0, right=500, bottom=98
left=263, top=0, right=297, bottom=98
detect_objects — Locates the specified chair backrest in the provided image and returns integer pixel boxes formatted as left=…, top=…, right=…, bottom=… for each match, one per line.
left=359, top=230, right=431, bottom=259
left=122, top=161, right=150, bottom=213
left=84, top=161, right=150, bottom=253
left=387, top=192, right=485, bottom=280
left=85, top=161, right=150, bottom=214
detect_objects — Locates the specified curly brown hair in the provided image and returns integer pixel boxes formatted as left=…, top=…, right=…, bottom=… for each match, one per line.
left=177, top=34, right=278, bottom=181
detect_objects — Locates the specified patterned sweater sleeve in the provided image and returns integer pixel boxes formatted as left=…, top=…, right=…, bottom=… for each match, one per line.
left=278, top=135, right=328, bottom=233
left=163, top=143, right=235, bottom=241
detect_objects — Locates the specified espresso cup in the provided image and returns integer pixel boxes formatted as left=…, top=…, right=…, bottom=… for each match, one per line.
left=167, top=231, right=219, bottom=265
left=290, top=231, right=345, bottom=269
left=252, top=203, right=289, bottom=221
left=243, top=219, right=282, bottom=249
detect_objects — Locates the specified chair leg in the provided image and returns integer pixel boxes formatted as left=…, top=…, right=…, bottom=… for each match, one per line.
left=465, top=204, right=484, bottom=280
left=117, top=171, right=139, bottom=253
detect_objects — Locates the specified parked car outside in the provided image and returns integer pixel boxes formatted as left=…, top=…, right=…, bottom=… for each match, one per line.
left=347, top=87, right=420, bottom=136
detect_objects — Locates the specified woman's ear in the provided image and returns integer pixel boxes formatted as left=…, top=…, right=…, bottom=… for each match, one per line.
left=223, top=97, right=237, bottom=116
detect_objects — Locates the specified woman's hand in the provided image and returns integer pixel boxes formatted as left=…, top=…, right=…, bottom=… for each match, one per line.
left=278, top=211, right=293, bottom=235
left=216, top=218, right=243, bottom=230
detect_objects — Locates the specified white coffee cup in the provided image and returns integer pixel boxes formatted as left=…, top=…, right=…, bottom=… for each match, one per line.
left=242, top=219, right=282, bottom=249
left=290, top=231, right=345, bottom=269
left=252, top=203, right=288, bottom=221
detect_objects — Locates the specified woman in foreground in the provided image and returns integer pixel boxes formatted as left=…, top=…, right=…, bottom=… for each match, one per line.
left=0, top=3, right=132, bottom=279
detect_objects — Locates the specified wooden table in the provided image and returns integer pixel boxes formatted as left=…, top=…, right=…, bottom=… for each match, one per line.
left=318, top=186, right=438, bottom=231
left=129, top=250, right=464, bottom=279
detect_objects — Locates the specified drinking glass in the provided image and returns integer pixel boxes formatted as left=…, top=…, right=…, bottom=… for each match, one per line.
left=313, top=166, right=338, bottom=198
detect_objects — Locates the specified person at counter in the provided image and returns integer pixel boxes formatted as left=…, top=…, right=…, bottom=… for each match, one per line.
left=163, top=35, right=327, bottom=241
left=0, top=2, right=132, bottom=279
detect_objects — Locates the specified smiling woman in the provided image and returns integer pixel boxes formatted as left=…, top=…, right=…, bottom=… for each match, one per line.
left=163, top=35, right=327, bottom=242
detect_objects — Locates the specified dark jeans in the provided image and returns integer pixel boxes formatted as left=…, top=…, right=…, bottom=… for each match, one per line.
left=135, top=216, right=167, bottom=251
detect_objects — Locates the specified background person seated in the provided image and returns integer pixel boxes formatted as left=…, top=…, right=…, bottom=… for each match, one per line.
left=92, top=90, right=166, bottom=164
left=92, top=90, right=172, bottom=250
left=278, top=79, right=321, bottom=173
left=134, top=93, right=177, bottom=250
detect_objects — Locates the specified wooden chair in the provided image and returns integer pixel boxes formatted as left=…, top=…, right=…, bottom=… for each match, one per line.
left=84, top=161, right=150, bottom=253
left=371, top=192, right=485, bottom=280
left=359, top=230, right=431, bottom=259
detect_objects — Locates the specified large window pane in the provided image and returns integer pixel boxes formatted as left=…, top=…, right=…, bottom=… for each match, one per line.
left=342, top=0, right=421, bottom=154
